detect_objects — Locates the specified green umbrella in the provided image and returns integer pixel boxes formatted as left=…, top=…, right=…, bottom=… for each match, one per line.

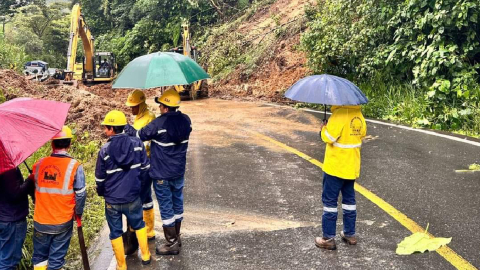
left=112, top=52, right=210, bottom=89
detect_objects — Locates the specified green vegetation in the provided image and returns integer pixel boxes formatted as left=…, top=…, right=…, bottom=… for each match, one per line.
left=198, top=0, right=304, bottom=80
left=1, top=1, right=70, bottom=69
left=76, top=0, right=252, bottom=68
left=301, top=0, right=480, bottom=136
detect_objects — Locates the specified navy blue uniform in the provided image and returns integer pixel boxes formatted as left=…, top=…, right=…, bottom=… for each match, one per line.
left=95, top=133, right=150, bottom=239
left=125, top=111, right=192, bottom=227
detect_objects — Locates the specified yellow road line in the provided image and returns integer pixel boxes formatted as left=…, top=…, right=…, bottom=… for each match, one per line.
left=251, top=131, right=477, bottom=270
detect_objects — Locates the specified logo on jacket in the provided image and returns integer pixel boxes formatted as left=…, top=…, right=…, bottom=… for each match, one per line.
left=350, top=117, right=363, bottom=136
left=40, top=165, right=62, bottom=185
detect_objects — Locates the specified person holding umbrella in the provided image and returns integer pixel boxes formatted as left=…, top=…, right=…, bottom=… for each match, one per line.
left=0, top=167, right=35, bottom=270
left=315, top=105, right=366, bottom=250
left=31, top=126, right=87, bottom=270
left=0, top=98, right=71, bottom=269
left=284, top=74, right=368, bottom=250
left=125, top=90, right=157, bottom=241
left=124, top=89, right=192, bottom=256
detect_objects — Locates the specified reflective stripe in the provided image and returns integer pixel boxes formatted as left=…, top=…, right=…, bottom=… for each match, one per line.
left=75, top=186, right=86, bottom=194
left=34, top=159, right=43, bottom=184
left=63, top=159, right=77, bottom=191
left=35, top=159, right=76, bottom=196
left=96, top=178, right=105, bottom=182
left=143, top=202, right=154, bottom=208
left=152, top=139, right=189, bottom=147
left=37, top=187, right=74, bottom=195
left=104, top=155, right=110, bottom=161
left=106, top=163, right=142, bottom=174
left=162, top=217, right=175, bottom=225
left=35, top=260, right=48, bottom=266
left=130, top=163, right=141, bottom=169
left=157, top=129, right=167, bottom=134
left=134, top=147, right=142, bottom=151
left=141, top=164, right=150, bottom=170
left=323, top=206, right=338, bottom=213
left=333, top=142, right=362, bottom=149
left=342, top=204, right=356, bottom=211
left=106, top=168, right=123, bottom=174
left=174, top=213, right=183, bottom=220
left=324, top=129, right=337, bottom=143
left=152, top=140, right=176, bottom=147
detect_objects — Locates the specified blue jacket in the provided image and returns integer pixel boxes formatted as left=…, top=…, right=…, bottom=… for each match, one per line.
left=95, top=133, right=149, bottom=204
left=125, top=111, right=192, bottom=181
left=0, top=168, right=34, bottom=222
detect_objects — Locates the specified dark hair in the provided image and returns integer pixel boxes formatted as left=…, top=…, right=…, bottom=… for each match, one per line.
left=53, top=139, right=71, bottom=149
left=106, top=125, right=125, bottom=134
left=163, top=105, right=178, bottom=112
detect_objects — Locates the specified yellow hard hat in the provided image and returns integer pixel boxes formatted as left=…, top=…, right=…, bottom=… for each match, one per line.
left=52, top=125, right=73, bottom=140
left=101, top=110, right=127, bottom=126
left=125, top=90, right=146, bottom=107
left=155, top=89, right=181, bottom=107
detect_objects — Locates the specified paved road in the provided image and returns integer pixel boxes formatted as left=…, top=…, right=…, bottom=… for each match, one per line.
left=90, top=99, right=479, bottom=270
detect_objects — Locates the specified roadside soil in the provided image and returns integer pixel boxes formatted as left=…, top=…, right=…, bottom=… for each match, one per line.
left=208, top=0, right=315, bottom=103
left=0, top=69, right=160, bottom=141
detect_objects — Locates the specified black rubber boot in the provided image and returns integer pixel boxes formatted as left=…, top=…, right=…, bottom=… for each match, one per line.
left=156, top=226, right=180, bottom=255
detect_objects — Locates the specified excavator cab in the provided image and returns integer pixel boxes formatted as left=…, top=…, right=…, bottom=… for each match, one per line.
left=94, top=52, right=116, bottom=81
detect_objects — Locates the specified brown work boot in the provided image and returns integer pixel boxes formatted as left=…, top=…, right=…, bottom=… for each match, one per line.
left=156, top=226, right=180, bottom=255
left=340, top=231, right=357, bottom=245
left=175, top=221, right=182, bottom=247
left=315, top=237, right=337, bottom=250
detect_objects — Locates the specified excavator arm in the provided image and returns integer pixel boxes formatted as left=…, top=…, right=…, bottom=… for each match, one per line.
left=66, top=4, right=94, bottom=79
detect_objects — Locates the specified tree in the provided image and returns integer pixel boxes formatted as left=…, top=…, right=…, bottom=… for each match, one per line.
left=0, top=0, right=34, bottom=34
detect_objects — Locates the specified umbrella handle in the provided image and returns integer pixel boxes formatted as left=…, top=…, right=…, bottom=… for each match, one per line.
left=23, top=161, right=32, bottom=174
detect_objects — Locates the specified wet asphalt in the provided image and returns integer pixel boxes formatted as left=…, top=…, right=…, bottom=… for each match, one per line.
left=90, top=101, right=479, bottom=270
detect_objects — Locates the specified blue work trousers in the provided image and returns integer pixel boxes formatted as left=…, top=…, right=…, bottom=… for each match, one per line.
left=32, top=225, right=73, bottom=270
left=141, top=175, right=154, bottom=210
left=322, top=173, right=357, bottom=239
left=0, top=219, right=27, bottom=270
left=153, top=177, right=184, bottom=227
left=106, top=197, right=145, bottom=240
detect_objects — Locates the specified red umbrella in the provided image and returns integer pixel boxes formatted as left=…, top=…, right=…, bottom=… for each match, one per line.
left=0, top=98, right=70, bottom=174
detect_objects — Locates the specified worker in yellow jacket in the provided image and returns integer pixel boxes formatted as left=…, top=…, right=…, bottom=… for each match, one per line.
left=126, top=90, right=157, bottom=240
left=315, top=105, right=366, bottom=250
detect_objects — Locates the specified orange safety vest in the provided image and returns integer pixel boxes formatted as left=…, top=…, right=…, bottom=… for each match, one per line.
left=33, top=156, right=80, bottom=225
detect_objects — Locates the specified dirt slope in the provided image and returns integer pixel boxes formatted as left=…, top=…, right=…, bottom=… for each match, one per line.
left=207, top=0, right=315, bottom=102
left=0, top=69, right=159, bottom=141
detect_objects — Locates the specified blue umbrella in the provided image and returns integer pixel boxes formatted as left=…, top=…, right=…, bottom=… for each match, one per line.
left=284, top=74, right=368, bottom=120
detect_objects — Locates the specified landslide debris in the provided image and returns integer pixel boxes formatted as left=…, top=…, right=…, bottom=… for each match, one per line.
left=0, top=69, right=159, bottom=141
left=201, top=0, right=314, bottom=103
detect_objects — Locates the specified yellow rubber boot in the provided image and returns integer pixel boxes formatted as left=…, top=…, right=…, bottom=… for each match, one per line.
left=135, top=227, right=151, bottom=265
left=34, top=265, right=47, bottom=270
left=143, top=209, right=156, bottom=240
left=111, top=236, right=127, bottom=270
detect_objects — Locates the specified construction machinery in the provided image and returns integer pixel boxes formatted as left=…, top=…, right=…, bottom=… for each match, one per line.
left=23, top=60, right=62, bottom=81
left=63, top=4, right=116, bottom=84
left=171, top=22, right=207, bottom=99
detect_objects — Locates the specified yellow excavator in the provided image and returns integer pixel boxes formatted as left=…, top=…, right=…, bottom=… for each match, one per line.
left=63, top=4, right=116, bottom=84
left=171, top=22, right=207, bottom=99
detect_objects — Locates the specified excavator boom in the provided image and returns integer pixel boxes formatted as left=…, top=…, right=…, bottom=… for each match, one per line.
left=64, top=4, right=115, bottom=83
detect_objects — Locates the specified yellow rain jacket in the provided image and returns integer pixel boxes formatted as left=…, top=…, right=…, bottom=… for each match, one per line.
left=133, top=102, right=156, bottom=156
left=321, top=105, right=367, bottom=180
